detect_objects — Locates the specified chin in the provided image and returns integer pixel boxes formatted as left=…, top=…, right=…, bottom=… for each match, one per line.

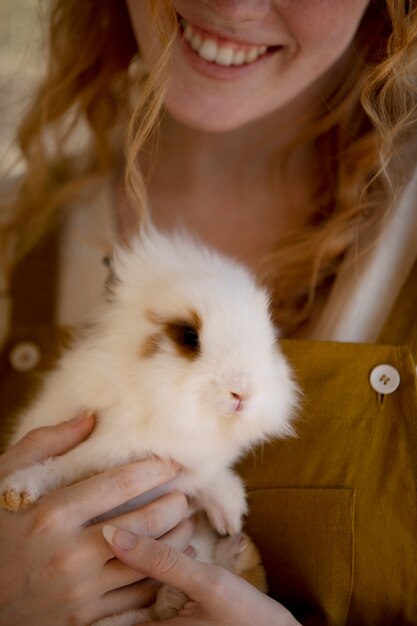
left=164, top=103, right=249, bottom=133
left=164, top=87, right=270, bottom=133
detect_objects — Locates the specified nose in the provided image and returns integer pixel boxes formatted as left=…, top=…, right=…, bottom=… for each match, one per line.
left=203, top=0, right=272, bottom=22
left=230, top=391, right=244, bottom=412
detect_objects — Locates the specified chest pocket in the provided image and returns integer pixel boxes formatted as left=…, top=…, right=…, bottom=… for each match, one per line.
left=245, top=488, right=354, bottom=626
left=237, top=339, right=417, bottom=626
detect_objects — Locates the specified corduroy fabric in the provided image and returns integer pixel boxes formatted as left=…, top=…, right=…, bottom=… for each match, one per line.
left=238, top=340, right=417, bottom=625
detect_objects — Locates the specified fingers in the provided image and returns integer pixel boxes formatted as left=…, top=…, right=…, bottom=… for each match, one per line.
left=100, top=557, right=147, bottom=590
left=86, top=490, right=189, bottom=563
left=151, top=515, right=196, bottom=557
left=102, top=526, right=219, bottom=605
left=0, top=412, right=95, bottom=479
left=99, top=514, right=195, bottom=593
left=105, top=490, right=189, bottom=539
left=46, top=457, right=180, bottom=526
left=138, top=602, right=205, bottom=626
left=102, top=532, right=301, bottom=626
left=94, top=579, right=161, bottom=623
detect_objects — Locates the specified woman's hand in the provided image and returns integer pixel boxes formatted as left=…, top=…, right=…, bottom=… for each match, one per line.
left=0, top=413, right=193, bottom=626
left=102, top=525, right=301, bottom=626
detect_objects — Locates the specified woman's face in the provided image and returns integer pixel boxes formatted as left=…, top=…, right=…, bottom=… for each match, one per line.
left=126, top=0, right=371, bottom=132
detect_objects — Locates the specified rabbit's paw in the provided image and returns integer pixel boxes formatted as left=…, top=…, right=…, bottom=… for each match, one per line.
left=0, top=488, right=32, bottom=511
left=0, top=475, right=38, bottom=511
left=198, top=475, right=247, bottom=536
left=0, top=463, right=51, bottom=511
left=149, top=585, right=187, bottom=620
left=205, top=500, right=242, bottom=535
left=214, top=532, right=267, bottom=593
left=214, top=531, right=250, bottom=569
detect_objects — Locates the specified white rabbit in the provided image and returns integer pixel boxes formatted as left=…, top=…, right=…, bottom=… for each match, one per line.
left=0, top=226, right=299, bottom=624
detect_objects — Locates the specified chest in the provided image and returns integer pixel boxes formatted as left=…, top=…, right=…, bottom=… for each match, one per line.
left=146, top=174, right=308, bottom=272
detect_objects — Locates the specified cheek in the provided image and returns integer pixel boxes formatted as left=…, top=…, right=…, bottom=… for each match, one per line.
left=283, top=0, right=371, bottom=60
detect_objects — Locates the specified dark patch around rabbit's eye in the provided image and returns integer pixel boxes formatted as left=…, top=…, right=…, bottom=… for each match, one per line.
left=141, top=333, right=162, bottom=358
left=146, top=309, right=202, bottom=361
left=165, top=322, right=200, bottom=360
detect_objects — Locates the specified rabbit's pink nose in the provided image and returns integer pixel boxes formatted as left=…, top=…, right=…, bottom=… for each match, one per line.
left=230, top=392, right=244, bottom=412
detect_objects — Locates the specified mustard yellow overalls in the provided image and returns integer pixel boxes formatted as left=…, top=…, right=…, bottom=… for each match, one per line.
left=1, top=234, right=416, bottom=625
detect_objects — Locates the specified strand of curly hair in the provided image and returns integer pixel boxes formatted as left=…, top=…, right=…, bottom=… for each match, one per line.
left=1, top=0, right=416, bottom=335
left=261, top=0, right=417, bottom=332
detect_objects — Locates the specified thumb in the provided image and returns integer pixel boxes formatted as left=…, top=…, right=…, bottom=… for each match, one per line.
left=102, top=525, right=219, bottom=606
left=0, top=411, right=95, bottom=478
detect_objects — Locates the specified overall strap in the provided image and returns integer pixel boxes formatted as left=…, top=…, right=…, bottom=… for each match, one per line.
left=0, top=230, right=63, bottom=447
left=378, top=258, right=417, bottom=355
left=10, top=230, right=59, bottom=327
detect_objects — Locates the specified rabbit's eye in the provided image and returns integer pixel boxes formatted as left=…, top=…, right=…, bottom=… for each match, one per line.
left=166, top=322, right=200, bottom=359
left=148, top=310, right=202, bottom=361
left=181, top=326, right=199, bottom=349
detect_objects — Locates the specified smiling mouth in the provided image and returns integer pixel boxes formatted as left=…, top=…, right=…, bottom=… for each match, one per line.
left=177, top=16, right=282, bottom=68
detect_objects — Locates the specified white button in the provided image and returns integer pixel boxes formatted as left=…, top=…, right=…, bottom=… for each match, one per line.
left=9, top=341, right=41, bottom=373
left=370, top=364, right=400, bottom=395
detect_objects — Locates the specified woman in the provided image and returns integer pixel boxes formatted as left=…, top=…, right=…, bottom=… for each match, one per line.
left=0, top=1, right=416, bottom=624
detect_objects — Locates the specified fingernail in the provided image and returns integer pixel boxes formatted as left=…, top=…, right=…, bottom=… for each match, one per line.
left=103, top=525, right=138, bottom=550
left=67, top=410, right=94, bottom=426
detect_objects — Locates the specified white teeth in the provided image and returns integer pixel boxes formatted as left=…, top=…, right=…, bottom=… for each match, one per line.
left=190, top=33, right=202, bottom=51
left=199, top=39, right=217, bottom=62
left=182, top=19, right=268, bottom=67
left=184, top=23, right=193, bottom=42
left=232, top=50, right=246, bottom=66
left=245, top=47, right=259, bottom=63
left=216, top=46, right=234, bottom=66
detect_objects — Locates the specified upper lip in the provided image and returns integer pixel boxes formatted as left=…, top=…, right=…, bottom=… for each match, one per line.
left=177, top=12, right=282, bottom=48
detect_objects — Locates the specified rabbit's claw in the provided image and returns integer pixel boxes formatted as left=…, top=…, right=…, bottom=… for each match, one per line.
left=0, top=488, right=33, bottom=511
left=197, top=475, right=247, bottom=536
left=205, top=500, right=242, bottom=536
left=0, top=466, right=43, bottom=511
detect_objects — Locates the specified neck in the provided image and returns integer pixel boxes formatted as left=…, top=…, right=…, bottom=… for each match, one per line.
left=156, top=96, right=314, bottom=187
left=114, top=78, right=326, bottom=266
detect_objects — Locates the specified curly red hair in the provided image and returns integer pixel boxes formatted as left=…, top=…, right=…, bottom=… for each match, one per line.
left=1, top=0, right=416, bottom=334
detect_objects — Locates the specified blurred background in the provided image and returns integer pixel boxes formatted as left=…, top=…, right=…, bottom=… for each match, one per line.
left=0, top=0, right=46, bottom=174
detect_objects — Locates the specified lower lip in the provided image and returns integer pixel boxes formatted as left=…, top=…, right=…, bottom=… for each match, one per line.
left=178, top=31, right=279, bottom=82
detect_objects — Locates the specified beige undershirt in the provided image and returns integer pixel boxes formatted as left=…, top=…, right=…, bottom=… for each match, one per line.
left=56, top=181, right=114, bottom=326
left=56, top=171, right=417, bottom=343
left=312, top=165, right=417, bottom=342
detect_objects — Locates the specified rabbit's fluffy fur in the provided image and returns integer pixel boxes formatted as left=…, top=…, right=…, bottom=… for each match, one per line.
left=1, top=227, right=299, bottom=624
